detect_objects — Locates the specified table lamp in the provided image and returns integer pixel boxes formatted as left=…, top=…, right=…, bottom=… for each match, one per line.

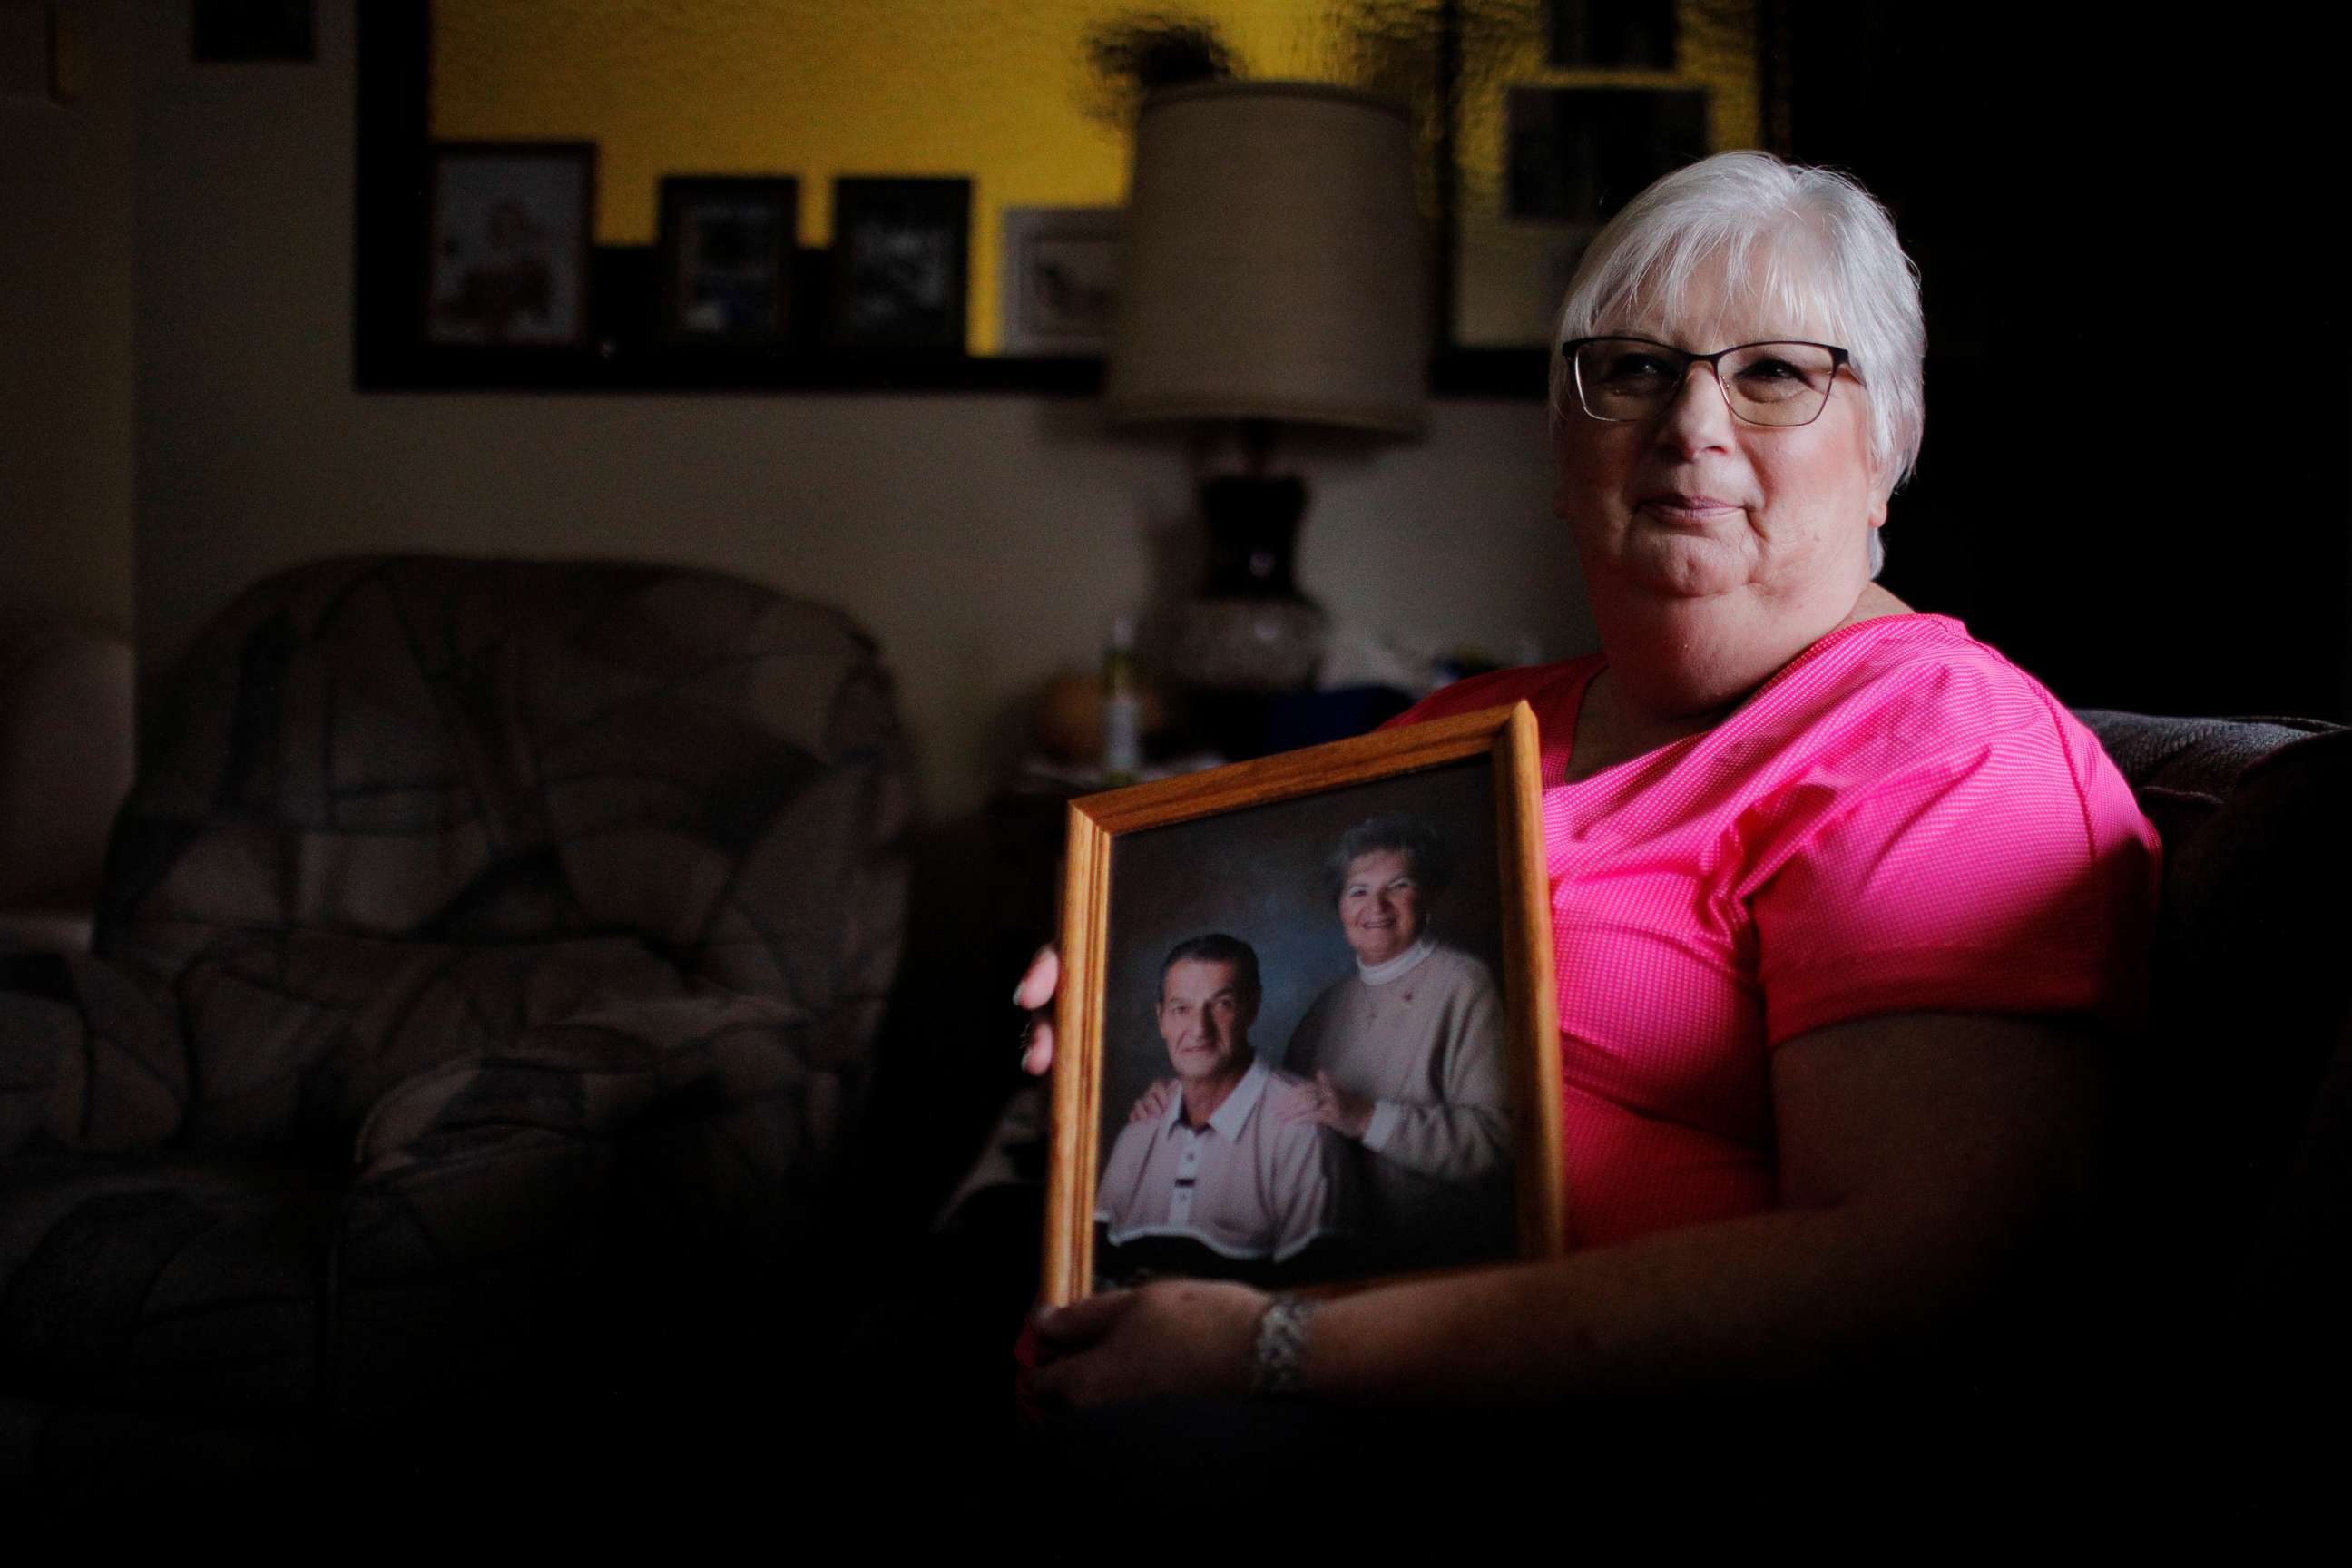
left=1106, top=80, right=1428, bottom=697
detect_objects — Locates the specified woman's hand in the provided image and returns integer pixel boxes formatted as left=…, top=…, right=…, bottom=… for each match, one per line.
left=1014, top=945, right=1059, bottom=1075
left=1015, top=946, right=1173, bottom=1117
left=1030, top=1279, right=1267, bottom=1408
left=1284, top=1070, right=1377, bottom=1141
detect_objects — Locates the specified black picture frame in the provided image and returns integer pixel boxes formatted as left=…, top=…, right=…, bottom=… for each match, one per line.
left=1545, top=0, right=1676, bottom=70
left=1505, top=86, right=1709, bottom=224
left=655, top=176, right=799, bottom=348
left=423, top=141, right=597, bottom=349
left=826, top=177, right=973, bottom=351
left=192, top=0, right=315, bottom=63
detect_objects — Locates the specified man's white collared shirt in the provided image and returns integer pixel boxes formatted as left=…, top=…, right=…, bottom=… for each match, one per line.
left=1094, top=1058, right=1354, bottom=1263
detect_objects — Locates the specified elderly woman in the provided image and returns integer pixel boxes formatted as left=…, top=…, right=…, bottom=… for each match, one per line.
left=1015, top=150, right=2156, bottom=1412
left=1283, top=813, right=1512, bottom=1270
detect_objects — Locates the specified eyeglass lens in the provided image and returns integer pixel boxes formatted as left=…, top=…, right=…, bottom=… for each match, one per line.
left=1573, top=338, right=1840, bottom=426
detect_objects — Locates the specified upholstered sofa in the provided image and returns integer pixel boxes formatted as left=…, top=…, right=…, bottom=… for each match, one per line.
left=0, top=556, right=909, bottom=1478
left=2073, top=710, right=2350, bottom=1436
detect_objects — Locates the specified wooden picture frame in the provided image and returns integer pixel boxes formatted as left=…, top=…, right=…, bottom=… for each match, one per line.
left=1044, top=703, right=1563, bottom=1307
left=656, top=175, right=799, bottom=347
left=424, top=141, right=595, bottom=348
left=826, top=177, right=971, bottom=350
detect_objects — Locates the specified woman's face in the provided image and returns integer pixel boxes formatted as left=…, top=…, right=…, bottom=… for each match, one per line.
left=1338, top=848, right=1425, bottom=966
left=1553, top=260, right=1886, bottom=620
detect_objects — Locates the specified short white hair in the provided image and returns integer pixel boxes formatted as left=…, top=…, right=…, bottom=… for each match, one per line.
left=1551, top=151, right=1926, bottom=504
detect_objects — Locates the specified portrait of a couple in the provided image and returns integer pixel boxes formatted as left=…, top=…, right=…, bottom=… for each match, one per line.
left=1092, top=783, right=1521, bottom=1292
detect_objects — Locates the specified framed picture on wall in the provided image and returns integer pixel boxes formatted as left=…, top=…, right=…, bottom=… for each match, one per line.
left=191, top=0, right=315, bottom=62
left=1042, top=704, right=1563, bottom=1308
left=1505, top=85, right=1708, bottom=223
left=998, top=206, right=1122, bottom=357
left=1545, top=0, right=1676, bottom=69
left=656, top=176, right=799, bottom=346
left=424, top=142, right=595, bottom=348
left=826, top=177, right=972, bottom=350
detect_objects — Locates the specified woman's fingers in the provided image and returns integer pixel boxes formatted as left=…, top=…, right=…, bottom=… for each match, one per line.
left=1032, top=1289, right=1133, bottom=1358
left=1014, top=944, right=1061, bottom=1075
left=1034, top=1281, right=1267, bottom=1408
left=1129, top=1079, right=1174, bottom=1123
left=1013, top=944, right=1060, bottom=1011
left=1308, top=1071, right=1374, bottom=1140
left=1021, top=1016, right=1056, bottom=1076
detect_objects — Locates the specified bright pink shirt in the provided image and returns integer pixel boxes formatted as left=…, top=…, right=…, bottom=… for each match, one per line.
left=1392, top=613, right=2161, bottom=1250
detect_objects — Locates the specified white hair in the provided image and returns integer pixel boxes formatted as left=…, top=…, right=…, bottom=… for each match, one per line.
left=1551, top=152, right=1926, bottom=519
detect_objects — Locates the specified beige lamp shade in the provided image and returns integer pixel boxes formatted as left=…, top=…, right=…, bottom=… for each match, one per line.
left=1106, top=81, right=1429, bottom=437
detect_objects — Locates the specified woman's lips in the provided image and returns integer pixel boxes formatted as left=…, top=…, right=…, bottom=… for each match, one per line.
left=1637, top=493, right=1740, bottom=524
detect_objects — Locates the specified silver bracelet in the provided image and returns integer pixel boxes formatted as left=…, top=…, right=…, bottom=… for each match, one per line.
left=1251, top=1293, right=1318, bottom=1398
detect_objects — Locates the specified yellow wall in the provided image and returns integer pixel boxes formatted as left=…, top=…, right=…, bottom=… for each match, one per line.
left=434, top=0, right=1355, bottom=352
left=433, top=1, right=1756, bottom=352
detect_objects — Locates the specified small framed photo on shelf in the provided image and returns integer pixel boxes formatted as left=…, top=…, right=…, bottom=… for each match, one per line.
left=827, top=177, right=971, bottom=350
left=1043, top=704, right=1563, bottom=1308
left=424, top=141, right=595, bottom=348
left=998, top=206, right=1122, bottom=357
left=656, top=176, right=799, bottom=346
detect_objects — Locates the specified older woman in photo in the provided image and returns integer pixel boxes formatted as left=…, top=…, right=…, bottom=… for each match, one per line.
left=1015, top=151, right=2157, bottom=1432
left=1282, top=813, right=1512, bottom=1270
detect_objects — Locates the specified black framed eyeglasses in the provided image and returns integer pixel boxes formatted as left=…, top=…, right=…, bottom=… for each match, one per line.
left=1561, top=336, right=1853, bottom=427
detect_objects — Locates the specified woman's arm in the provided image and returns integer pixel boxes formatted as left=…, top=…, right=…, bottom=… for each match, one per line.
left=1034, top=1009, right=2102, bottom=1406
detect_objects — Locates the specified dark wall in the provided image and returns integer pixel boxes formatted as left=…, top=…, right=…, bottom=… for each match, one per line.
left=1782, top=4, right=2349, bottom=720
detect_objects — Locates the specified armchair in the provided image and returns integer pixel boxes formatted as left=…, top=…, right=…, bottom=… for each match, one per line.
left=0, top=556, right=909, bottom=1475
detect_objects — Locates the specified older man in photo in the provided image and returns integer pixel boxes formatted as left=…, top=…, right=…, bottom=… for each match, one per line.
left=1094, top=935, right=1357, bottom=1285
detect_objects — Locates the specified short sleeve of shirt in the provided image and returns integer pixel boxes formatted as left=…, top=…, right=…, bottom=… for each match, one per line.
left=1743, top=659, right=2160, bottom=1046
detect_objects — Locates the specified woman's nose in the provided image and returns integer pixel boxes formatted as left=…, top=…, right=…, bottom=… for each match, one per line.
left=1654, top=363, right=1735, bottom=451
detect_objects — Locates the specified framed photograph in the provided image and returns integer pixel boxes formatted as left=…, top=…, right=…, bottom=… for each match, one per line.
left=191, top=0, right=314, bottom=62
left=1506, top=86, right=1708, bottom=223
left=827, top=177, right=971, bottom=349
left=998, top=206, right=1122, bottom=357
left=425, top=142, right=595, bottom=348
left=656, top=176, right=799, bottom=346
left=1043, top=703, right=1563, bottom=1306
left=1546, top=0, right=1676, bottom=69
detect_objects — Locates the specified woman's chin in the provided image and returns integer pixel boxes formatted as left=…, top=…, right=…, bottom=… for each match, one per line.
left=1619, top=535, right=1749, bottom=600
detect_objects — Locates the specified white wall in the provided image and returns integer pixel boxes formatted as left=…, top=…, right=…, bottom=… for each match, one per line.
left=2, top=0, right=135, bottom=633
left=132, top=3, right=1590, bottom=818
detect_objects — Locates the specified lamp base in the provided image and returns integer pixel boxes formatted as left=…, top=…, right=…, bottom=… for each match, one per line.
left=1170, top=474, right=1328, bottom=694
